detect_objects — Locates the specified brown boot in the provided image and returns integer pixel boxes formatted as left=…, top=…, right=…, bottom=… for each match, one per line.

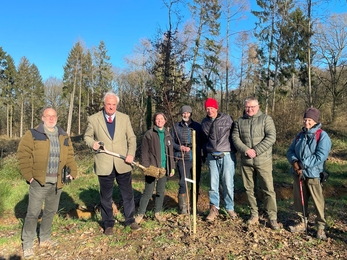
left=154, top=212, right=166, bottom=222
left=247, top=215, right=259, bottom=225
left=269, top=219, right=280, bottom=230
left=206, top=205, right=219, bottom=222
left=316, top=229, right=327, bottom=240
left=135, top=214, right=144, bottom=224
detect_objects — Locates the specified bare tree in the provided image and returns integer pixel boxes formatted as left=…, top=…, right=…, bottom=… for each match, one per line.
left=313, top=13, right=347, bottom=122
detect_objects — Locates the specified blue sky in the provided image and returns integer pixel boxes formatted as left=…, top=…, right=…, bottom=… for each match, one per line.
left=1, top=0, right=346, bottom=81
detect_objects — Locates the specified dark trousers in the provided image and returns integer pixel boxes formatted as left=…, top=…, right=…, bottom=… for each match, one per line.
left=98, top=168, right=135, bottom=228
left=137, top=175, right=168, bottom=214
left=177, top=158, right=201, bottom=196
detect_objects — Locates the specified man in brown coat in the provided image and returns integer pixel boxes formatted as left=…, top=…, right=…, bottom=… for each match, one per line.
left=17, top=107, right=77, bottom=259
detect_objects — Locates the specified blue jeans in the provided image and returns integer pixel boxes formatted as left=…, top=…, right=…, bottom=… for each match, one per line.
left=22, top=180, right=62, bottom=250
left=207, top=152, right=236, bottom=211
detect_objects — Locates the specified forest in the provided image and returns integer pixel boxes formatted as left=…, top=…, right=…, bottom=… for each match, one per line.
left=0, top=0, right=347, bottom=142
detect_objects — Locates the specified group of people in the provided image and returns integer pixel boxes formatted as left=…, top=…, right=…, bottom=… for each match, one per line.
left=17, top=91, right=331, bottom=259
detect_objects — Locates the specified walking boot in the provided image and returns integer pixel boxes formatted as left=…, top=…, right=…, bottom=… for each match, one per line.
left=206, top=205, right=219, bottom=222
left=178, top=194, right=188, bottom=214
left=154, top=212, right=167, bottom=222
left=135, top=214, right=144, bottom=224
left=316, top=228, right=327, bottom=240
left=247, top=215, right=259, bottom=226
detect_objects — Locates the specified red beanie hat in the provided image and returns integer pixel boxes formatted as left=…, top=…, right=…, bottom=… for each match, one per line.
left=204, top=98, right=218, bottom=109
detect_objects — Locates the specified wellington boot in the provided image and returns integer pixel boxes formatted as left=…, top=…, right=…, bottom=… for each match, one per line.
left=178, top=194, right=188, bottom=214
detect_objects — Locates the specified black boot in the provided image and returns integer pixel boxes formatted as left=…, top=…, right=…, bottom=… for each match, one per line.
left=178, top=193, right=188, bottom=214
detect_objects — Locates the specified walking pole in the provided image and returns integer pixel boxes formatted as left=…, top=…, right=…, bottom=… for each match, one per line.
left=299, top=177, right=308, bottom=237
left=192, top=130, right=196, bottom=234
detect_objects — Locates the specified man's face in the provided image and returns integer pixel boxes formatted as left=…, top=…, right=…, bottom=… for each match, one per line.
left=182, top=112, right=191, bottom=122
left=244, top=101, right=259, bottom=117
left=205, top=107, right=218, bottom=119
left=42, top=108, right=58, bottom=129
left=104, top=96, right=118, bottom=116
left=304, top=118, right=316, bottom=130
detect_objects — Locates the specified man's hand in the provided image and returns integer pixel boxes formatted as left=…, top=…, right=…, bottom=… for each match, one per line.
left=180, top=146, right=191, bottom=153
left=125, top=155, right=134, bottom=164
left=246, top=149, right=257, bottom=159
left=92, top=141, right=101, bottom=151
left=169, top=169, right=175, bottom=177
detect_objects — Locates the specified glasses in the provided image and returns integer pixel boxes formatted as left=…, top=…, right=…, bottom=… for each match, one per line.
left=245, top=105, right=258, bottom=109
left=43, top=115, right=58, bottom=119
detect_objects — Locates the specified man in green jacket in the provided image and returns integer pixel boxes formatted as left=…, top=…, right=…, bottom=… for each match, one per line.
left=17, top=107, right=77, bottom=259
left=232, top=97, right=280, bottom=230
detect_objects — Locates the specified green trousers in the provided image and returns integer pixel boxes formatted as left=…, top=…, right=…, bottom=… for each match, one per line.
left=241, top=160, right=278, bottom=220
left=292, top=175, right=326, bottom=230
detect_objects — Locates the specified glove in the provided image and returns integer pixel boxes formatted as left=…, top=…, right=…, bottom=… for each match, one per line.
left=169, top=169, right=175, bottom=177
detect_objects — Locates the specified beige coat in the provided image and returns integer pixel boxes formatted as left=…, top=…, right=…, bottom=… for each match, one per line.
left=84, top=110, right=136, bottom=175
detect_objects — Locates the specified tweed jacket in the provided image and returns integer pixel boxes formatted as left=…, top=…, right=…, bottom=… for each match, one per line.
left=17, top=123, right=77, bottom=189
left=84, top=110, right=136, bottom=175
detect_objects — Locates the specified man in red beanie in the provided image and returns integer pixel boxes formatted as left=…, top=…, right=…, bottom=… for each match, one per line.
left=201, top=98, right=237, bottom=222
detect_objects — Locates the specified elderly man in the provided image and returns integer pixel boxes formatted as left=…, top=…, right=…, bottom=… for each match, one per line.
left=84, top=91, right=140, bottom=234
left=171, top=105, right=203, bottom=214
left=17, top=107, right=77, bottom=258
left=201, top=98, right=237, bottom=222
left=232, top=96, right=280, bottom=230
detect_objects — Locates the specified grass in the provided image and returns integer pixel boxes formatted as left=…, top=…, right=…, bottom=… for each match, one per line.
left=1, top=139, right=347, bottom=258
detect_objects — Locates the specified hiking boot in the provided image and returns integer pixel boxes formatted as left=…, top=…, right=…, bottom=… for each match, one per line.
left=227, top=210, right=238, bottom=219
left=154, top=212, right=167, bottom=222
left=135, top=214, right=144, bottom=224
left=206, top=205, right=219, bottom=222
left=40, top=239, right=58, bottom=248
left=104, top=227, right=113, bottom=236
left=247, top=215, right=259, bottom=225
left=316, top=229, right=327, bottom=240
left=23, top=248, right=34, bottom=259
left=289, top=222, right=306, bottom=233
left=269, top=219, right=280, bottom=230
left=129, top=222, right=141, bottom=231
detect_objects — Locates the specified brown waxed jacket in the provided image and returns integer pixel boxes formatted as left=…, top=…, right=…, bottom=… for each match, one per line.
left=17, top=123, right=77, bottom=189
left=141, top=126, right=175, bottom=175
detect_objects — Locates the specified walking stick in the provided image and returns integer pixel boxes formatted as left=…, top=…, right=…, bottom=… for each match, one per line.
left=299, top=177, right=308, bottom=237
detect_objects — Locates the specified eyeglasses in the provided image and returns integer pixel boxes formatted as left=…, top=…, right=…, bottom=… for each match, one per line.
left=43, top=115, right=58, bottom=119
left=245, top=105, right=258, bottom=109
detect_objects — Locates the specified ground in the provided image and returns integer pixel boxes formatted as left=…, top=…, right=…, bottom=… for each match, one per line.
left=1, top=186, right=347, bottom=260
